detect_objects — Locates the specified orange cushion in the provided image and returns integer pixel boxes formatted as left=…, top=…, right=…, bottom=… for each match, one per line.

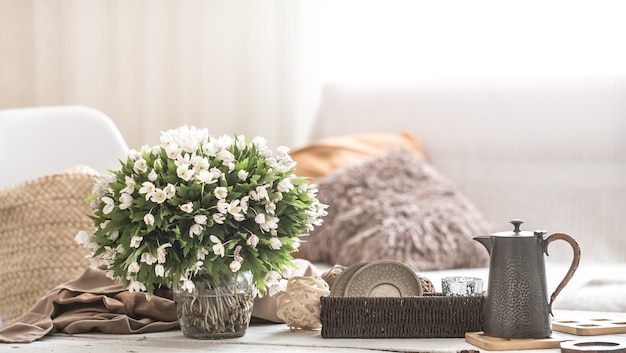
left=290, top=131, right=426, bottom=181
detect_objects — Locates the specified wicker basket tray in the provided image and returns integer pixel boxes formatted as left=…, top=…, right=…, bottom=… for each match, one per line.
left=320, top=293, right=485, bottom=338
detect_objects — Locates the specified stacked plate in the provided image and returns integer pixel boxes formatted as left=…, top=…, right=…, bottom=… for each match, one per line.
left=329, top=260, right=423, bottom=297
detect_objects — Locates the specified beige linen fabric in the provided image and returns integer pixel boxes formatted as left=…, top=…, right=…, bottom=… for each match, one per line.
left=0, top=266, right=179, bottom=343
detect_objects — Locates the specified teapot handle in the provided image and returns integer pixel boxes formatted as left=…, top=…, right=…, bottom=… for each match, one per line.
left=546, top=232, right=581, bottom=311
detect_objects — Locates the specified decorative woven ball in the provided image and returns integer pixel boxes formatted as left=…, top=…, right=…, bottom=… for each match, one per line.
left=275, top=276, right=330, bottom=330
left=418, top=275, right=435, bottom=293
left=320, top=264, right=346, bottom=290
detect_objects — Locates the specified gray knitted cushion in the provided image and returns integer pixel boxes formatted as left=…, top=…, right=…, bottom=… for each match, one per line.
left=299, top=148, right=491, bottom=271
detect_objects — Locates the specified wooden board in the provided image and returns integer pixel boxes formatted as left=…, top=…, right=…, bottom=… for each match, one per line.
left=560, top=339, right=626, bottom=353
left=465, top=332, right=564, bottom=351
left=552, top=318, right=626, bottom=336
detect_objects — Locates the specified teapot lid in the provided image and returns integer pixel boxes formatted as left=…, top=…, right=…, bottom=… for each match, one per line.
left=491, top=219, right=539, bottom=237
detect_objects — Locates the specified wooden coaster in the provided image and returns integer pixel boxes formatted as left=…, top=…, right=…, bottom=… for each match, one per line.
left=465, top=332, right=564, bottom=351
left=552, top=318, right=626, bottom=336
left=560, top=339, right=626, bottom=353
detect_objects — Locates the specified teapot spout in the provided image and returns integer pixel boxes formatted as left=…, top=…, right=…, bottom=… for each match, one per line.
left=473, top=236, right=492, bottom=254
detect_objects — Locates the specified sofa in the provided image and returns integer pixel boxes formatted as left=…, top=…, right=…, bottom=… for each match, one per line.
left=291, top=74, right=626, bottom=312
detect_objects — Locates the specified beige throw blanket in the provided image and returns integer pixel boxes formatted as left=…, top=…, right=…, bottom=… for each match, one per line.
left=0, top=259, right=319, bottom=344
left=0, top=266, right=179, bottom=343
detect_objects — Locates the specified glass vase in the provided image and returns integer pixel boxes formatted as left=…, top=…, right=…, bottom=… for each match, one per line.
left=174, top=271, right=254, bottom=339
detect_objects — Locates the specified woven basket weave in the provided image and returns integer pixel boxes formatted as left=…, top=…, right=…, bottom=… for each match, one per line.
left=0, top=166, right=98, bottom=323
left=320, top=293, right=485, bottom=338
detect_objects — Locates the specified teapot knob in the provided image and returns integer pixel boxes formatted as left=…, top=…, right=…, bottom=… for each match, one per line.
left=511, top=219, right=524, bottom=234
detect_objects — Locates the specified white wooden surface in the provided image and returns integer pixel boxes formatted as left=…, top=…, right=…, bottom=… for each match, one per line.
left=3, top=310, right=625, bottom=353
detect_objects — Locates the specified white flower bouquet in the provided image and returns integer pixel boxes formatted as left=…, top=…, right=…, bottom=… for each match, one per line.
left=76, top=126, right=327, bottom=297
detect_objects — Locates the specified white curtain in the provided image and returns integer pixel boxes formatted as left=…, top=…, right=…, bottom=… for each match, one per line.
left=314, top=0, right=626, bottom=82
left=3, top=0, right=625, bottom=149
left=0, top=0, right=320, bottom=149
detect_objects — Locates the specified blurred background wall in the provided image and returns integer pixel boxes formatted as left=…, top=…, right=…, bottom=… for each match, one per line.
left=1, top=0, right=625, bottom=149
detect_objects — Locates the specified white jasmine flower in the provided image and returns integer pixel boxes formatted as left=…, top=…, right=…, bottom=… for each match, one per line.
left=148, top=169, right=158, bottom=182
left=202, top=140, right=218, bottom=156
left=176, top=164, right=194, bottom=181
left=121, top=176, right=136, bottom=194
left=264, top=157, right=278, bottom=168
left=210, top=235, right=224, bottom=257
left=128, top=280, right=147, bottom=293
left=216, top=199, right=229, bottom=214
left=195, top=170, right=212, bottom=183
left=212, top=213, right=225, bottom=224
left=196, top=247, right=209, bottom=261
left=150, top=189, right=167, bottom=204
left=269, top=237, right=282, bottom=250
left=141, top=252, right=157, bottom=265
left=144, top=213, right=155, bottom=226
left=119, top=193, right=133, bottom=210
left=255, top=213, right=266, bottom=226
left=155, top=264, right=165, bottom=277
left=265, top=202, right=276, bottom=215
left=210, top=167, right=224, bottom=180
left=163, top=184, right=176, bottom=199
left=179, top=277, right=195, bottom=293
left=264, top=271, right=283, bottom=297
left=216, top=134, right=234, bottom=149
left=102, top=196, right=115, bottom=214
left=259, top=215, right=279, bottom=233
left=214, top=186, right=228, bottom=200
left=246, top=234, right=259, bottom=248
left=127, top=149, right=141, bottom=161
left=229, top=260, right=242, bottom=272
left=156, top=243, right=172, bottom=263
left=165, top=143, right=180, bottom=159
left=194, top=214, right=207, bottom=225
left=189, top=223, right=202, bottom=237
left=252, top=136, right=268, bottom=150
left=139, top=182, right=155, bottom=197
left=235, top=135, right=246, bottom=150
left=191, top=155, right=209, bottom=172
left=240, top=196, right=249, bottom=213
left=217, top=149, right=235, bottom=164
left=128, top=261, right=141, bottom=273
left=179, top=202, right=193, bottom=213
left=276, top=145, right=290, bottom=156
left=227, top=200, right=242, bottom=219
left=133, top=158, right=148, bottom=173
left=75, top=230, right=91, bottom=246
left=277, top=178, right=294, bottom=193
left=238, top=169, right=249, bottom=181
left=130, top=236, right=143, bottom=248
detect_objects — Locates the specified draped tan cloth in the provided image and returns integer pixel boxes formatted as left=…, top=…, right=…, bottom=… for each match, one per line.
left=0, top=259, right=321, bottom=344
left=0, top=266, right=179, bottom=343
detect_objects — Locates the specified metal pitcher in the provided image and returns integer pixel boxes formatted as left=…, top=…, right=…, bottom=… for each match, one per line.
left=474, top=219, right=581, bottom=339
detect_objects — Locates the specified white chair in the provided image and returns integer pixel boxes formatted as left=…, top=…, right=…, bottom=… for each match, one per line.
left=0, top=105, right=129, bottom=325
left=0, top=105, right=129, bottom=189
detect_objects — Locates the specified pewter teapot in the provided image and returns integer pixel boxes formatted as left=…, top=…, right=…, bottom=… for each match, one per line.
left=474, top=219, right=581, bottom=339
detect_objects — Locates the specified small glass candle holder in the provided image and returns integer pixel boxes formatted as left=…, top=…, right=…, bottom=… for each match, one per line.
left=441, top=276, right=484, bottom=296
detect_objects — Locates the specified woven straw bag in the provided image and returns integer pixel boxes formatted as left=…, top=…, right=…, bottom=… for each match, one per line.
left=0, top=166, right=98, bottom=323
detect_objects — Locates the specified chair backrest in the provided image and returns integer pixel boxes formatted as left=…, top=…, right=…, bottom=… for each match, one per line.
left=0, top=105, right=129, bottom=189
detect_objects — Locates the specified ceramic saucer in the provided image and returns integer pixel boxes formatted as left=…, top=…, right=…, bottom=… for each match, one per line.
left=329, top=261, right=368, bottom=297
left=344, top=260, right=423, bottom=297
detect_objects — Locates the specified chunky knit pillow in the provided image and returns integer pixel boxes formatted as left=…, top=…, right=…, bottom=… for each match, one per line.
left=298, top=149, right=491, bottom=271
left=0, top=166, right=98, bottom=323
